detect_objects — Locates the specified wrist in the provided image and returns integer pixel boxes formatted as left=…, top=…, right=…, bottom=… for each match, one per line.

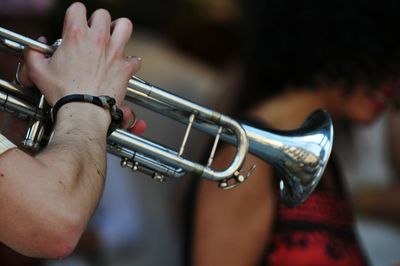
left=56, top=102, right=111, bottom=134
left=51, top=94, right=123, bottom=136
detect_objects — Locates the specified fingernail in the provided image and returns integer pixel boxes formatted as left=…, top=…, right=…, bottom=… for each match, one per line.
left=128, top=55, right=142, bottom=61
left=128, top=116, right=137, bottom=129
left=38, top=36, right=47, bottom=43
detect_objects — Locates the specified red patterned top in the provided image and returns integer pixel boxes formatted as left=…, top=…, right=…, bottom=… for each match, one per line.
left=264, top=160, right=368, bottom=266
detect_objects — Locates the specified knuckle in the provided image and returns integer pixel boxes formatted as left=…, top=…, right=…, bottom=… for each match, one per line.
left=67, top=25, right=84, bottom=40
left=95, top=31, right=109, bottom=46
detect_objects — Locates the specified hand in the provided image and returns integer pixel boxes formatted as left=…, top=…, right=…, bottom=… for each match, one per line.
left=20, top=2, right=141, bottom=107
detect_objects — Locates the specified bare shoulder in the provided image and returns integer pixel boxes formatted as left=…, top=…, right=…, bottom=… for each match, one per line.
left=193, top=146, right=277, bottom=266
left=196, top=145, right=276, bottom=213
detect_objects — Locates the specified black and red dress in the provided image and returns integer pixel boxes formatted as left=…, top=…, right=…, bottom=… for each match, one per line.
left=184, top=119, right=369, bottom=266
left=264, top=158, right=368, bottom=266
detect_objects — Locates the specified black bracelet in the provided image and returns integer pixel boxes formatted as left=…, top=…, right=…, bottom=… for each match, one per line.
left=51, top=94, right=123, bottom=135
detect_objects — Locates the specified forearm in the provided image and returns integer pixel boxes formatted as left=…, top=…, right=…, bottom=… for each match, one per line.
left=388, top=110, right=400, bottom=173
left=0, top=104, right=110, bottom=258
left=354, top=185, right=400, bottom=225
left=36, top=103, right=110, bottom=212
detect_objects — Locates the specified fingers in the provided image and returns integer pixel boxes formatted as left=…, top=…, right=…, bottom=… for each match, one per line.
left=88, top=8, right=112, bottom=40
left=125, top=56, right=142, bottom=77
left=110, top=18, right=133, bottom=56
left=22, top=36, right=48, bottom=86
left=15, top=62, right=33, bottom=88
left=62, top=3, right=133, bottom=59
left=62, top=2, right=88, bottom=38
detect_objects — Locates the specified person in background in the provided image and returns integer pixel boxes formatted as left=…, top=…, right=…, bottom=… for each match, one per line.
left=336, top=104, right=400, bottom=266
left=350, top=101, right=400, bottom=224
left=0, top=1, right=141, bottom=259
left=187, top=0, right=400, bottom=265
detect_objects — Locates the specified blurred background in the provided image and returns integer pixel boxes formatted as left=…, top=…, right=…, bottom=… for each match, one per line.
left=0, top=0, right=400, bottom=266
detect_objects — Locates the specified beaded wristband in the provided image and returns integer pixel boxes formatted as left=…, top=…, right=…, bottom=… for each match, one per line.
left=51, top=94, right=123, bottom=135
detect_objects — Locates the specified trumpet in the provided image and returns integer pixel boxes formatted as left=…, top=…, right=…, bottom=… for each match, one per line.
left=0, top=26, right=333, bottom=207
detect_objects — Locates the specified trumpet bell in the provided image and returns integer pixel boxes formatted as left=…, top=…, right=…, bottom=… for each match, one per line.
left=243, top=109, right=333, bottom=207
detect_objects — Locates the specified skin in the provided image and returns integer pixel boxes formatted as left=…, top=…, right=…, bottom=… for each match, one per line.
left=192, top=84, right=389, bottom=266
left=389, top=109, right=400, bottom=172
left=0, top=2, right=141, bottom=259
left=353, top=108, right=400, bottom=224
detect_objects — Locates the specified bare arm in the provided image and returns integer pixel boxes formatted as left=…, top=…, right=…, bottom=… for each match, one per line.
left=368, top=109, right=400, bottom=222
left=192, top=146, right=276, bottom=266
left=0, top=105, right=109, bottom=258
left=354, top=109, right=400, bottom=224
left=0, top=2, right=140, bottom=258
left=388, top=108, right=400, bottom=173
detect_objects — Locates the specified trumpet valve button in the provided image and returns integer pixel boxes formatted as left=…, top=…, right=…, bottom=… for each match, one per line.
left=133, top=162, right=139, bottom=171
left=218, top=180, right=229, bottom=189
left=120, top=159, right=139, bottom=171
left=236, top=175, right=246, bottom=183
left=120, top=158, right=129, bottom=168
left=153, top=173, right=166, bottom=182
left=234, top=165, right=257, bottom=183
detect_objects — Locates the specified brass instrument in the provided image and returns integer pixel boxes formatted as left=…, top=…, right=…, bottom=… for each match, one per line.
left=0, top=26, right=334, bottom=207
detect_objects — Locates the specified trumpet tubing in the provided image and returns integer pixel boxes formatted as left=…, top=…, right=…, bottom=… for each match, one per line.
left=0, top=26, right=334, bottom=207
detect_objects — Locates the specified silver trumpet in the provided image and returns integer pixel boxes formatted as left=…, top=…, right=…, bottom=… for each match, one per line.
left=0, top=26, right=333, bottom=207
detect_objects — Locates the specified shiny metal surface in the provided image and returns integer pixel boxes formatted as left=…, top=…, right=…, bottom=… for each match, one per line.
left=243, top=110, right=333, bottom=207
left=0, top=26, right=334, bottom=206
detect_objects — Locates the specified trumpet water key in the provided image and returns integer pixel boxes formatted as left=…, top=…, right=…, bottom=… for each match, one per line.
left=0, top=26, right=334, bottom=207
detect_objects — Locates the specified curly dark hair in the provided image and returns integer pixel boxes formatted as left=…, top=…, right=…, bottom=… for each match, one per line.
left=237, top=0, right=400, bottom=111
